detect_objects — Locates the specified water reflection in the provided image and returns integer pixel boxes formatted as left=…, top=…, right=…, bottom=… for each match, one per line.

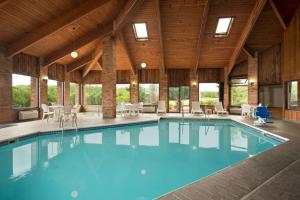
left=84, top=133, right=102, bottom=144
left=199, top=126, right=220, bottom=149
left=139, top=126, right=159, bottom=146
left=116, top=130, right=130, bottom=145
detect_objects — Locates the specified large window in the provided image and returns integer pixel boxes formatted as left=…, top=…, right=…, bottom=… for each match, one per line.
left=133, top=23, right=149, bottom=41
left=84, top=84, right=102, bottom=105
left=48, top=80, right=57, bottom=105
left=215, top=17, right=234, bottom=37
left=12, top=74, right=37, bottom=108
left=230, top=79, right=248, bottom=106
left=286, top=81, right=298, bottom=110
left=259, top=85, right=282, bottom=108
left=116, top=84, right=130, bottom=103
left=139, top=84, right=159, bottom=104
left=199, top=83, right=220, bottom=105
left=70, top=82, right=79, bottom=105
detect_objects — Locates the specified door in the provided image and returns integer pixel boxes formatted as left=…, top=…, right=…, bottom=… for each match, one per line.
left=168, top=86, right=190, bottom=113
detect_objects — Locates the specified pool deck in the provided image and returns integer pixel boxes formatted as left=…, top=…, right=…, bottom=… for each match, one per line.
left=0, top=113, right=300, bottom=199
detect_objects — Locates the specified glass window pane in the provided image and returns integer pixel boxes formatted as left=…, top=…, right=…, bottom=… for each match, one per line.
left=12, top=74, right=33, bottom=108
left=70, top=83, right=79, bottom=105
left=133, top=23, right=148, bottom=40
left=84, top=84, right=102, bottom=105
left=287, top=81, right=298, bottom=109
left=231, top=86, right=248, bottom=106
left=139, top=84, right=159, bottom=104
left=47, top=80, right=57, bottom=105
left=116, top=84, right=130, bottom=103
left=199, top=83, right=220, bottom=105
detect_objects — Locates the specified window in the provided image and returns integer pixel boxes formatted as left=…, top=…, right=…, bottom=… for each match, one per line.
left=70, top=82, right=79, bottom=105
left=133, top=23, right=149, bottom=41
left=259, top=85, right=282, bottom=108
left=116, top=84, right=130, bottom=103
left=199, top=83, right=220, bottom=105
left=230, top=79, right=248, bottom=106
left=286, top=81, right=298, bottom=110
left=139, top=84, right=159, bottom=104
left=48, top=80, right=57, bottom=105
left=84, top=84, right=102, bottom=105
left=12, top=74, right=37, bottom=109
left=215, top=17, right=234, bottom=37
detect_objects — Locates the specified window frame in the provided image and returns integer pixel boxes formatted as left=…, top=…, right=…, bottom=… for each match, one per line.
left=230, top=78, right=248, bottom=107
left=198, top=82, right=220, bottom=106
left=132, top=22, right=149, bottom=41
left=285, top=80, right=298, bottom=110
left=138, top=83, right=160, bottom=104
left=215, top=17, right=234, bottom=38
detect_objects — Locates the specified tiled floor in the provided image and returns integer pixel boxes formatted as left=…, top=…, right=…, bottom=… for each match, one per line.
left=0, top=113, right=299, bottom=199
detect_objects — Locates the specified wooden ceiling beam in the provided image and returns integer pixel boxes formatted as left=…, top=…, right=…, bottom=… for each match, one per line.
left=82, top=44, right=103, bottom=78
left=67, top=54, right=93, bottom=72
left=112, top=0, right=144, bottom=36
left=269, top=0, right=287, bottom=30
left=118, top=31, right=136, bottom=75
left=95, top=61, right=102, bottom=70
left=242, top=46, right=255, bottom=58
left=194, top=0, right=210, bottom=72
left=227, top=0, right=267, bottom=75
left=5, top=0, right=110, bottom=57
left=42, top=24, right=112, bottom=68
left=155, top=0, right=165, bottom=73
left=0, top=0, right=9, bottom=8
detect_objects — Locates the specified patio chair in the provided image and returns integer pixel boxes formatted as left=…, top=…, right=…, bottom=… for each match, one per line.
left=41, top=104, right=54, bottom=122
left=157, top=101, right=166, bottom=114
left=138, top=102, right=143, bottom=114
left=254, top=106, right=271, bottom=126
left=59, top=105, right=77, bottom=127
left=191, top=101, right=204, bottom=115
left=241, top=104, right=251, bottom=118
left=214, top=102, right=228, bottom=116
left=131, top=103, right=140, bottom=116
left=119, top=102, right=130, bottom=117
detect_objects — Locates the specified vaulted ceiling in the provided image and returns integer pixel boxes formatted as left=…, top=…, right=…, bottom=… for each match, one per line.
left=0, top=0, right=298, bottom=75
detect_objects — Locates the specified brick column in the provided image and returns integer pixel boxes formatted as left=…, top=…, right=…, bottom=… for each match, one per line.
left=57, top=81, right=63, bottom=105
left=130, top=72, right=139, bottom=103
left=190, top=69, right=199, bottom=112
left=248, top=53, right=258, bottom=105
left=102, top=36, right=116, bottom=118
left=159, top=69, right=168, bottom=110
left=223, top=67, right=229, bottom=110
left=64, top=66, right=70, bottom=105
left=39, top=67, right=48, bottom=106
left=30, top=77, right=38, bottom=107
left=0, top=54, right=13, bottom=123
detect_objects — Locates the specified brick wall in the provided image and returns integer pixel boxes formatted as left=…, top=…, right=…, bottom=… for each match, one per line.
left=159, top=69, right=168, bottom=109
left=30, top=77, right=38, bottom=107
left=190, top=69, right=199, bottom=111
left=102, top=36, right=116, bottom=118
left=130, top=72, right=139, bottom=103
left=64, top=66, right=70, bottom=105
left=248, top=54, right=258, bottom=105
left=57, top=81, right=63, bottom=105
left=0, top=54, right=13, bottom=123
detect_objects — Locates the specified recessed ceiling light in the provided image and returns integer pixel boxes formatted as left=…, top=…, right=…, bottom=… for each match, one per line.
left=71, top=51, right=78, bottom=58
left=141, top=62, right=147, bottom=68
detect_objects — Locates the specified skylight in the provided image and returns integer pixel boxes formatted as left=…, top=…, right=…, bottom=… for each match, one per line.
left=215, top=17, right=234, bottom=37
left=133, top=23, right=149, bottom=41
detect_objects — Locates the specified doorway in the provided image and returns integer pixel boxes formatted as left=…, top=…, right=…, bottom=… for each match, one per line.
left=168, top=86, right=190, bottom=113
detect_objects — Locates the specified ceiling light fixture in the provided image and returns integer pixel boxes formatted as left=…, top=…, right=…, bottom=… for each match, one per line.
left=71, top=51, right=78, bottom=58
left=141, top=62, right=147, bottom=68
left=71, top=26, right=79, bottom=59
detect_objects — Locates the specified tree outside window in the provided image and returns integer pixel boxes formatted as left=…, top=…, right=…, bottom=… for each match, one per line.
left=230, top=79, right=248, bottom=106
left=199, top=83, right=219, bottom=105
left=139, top=84, right=159, bottom=104
left=84, top=84, right=102, bottom=105
left=12, top=74, right=34, bottom=108
left=116, top=84, right=130, bottom=103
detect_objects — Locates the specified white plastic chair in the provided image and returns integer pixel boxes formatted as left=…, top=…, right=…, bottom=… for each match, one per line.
left=59, top=105, right=77, bottom=127
left=241, top=104, right=251, bottom=118
left=157, top=101, right=166, bottom=114
left=119, top=102, right=130, bottom=117
left=214, top=102, right=228, bottom=116
left=138, top=102, right=143, bottom=114
left=191, top=101, right=204, bottom=115
left=41, top=104, right=54, bottom=122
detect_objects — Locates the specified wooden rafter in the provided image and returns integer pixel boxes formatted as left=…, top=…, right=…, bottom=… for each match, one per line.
left=42, top=24, right=112, bottom=68
left=227, top=0, right=267, bottom=75
left=242, top=46, right=255, bottom=58
left=112, top=0, right=144, bottom=36
left=95, top=61, right=103, bottom=70
left=82, top=44, right=103, bottom=78
left=269, top=0, right=287, bottom=30
left=67, top=54, right=93, bottom=72
left=155, top=0, right=165, bottom=73
left=0, top=0, right=9, bottom=8
left=5, top=0, right=110, bottom=57
left=118, top=31, right=136, bottom=75
left=194, top=0, right=210, bottom=72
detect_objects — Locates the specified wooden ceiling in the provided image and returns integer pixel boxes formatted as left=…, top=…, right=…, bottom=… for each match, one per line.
left=0, top=0, right=298, bottom=75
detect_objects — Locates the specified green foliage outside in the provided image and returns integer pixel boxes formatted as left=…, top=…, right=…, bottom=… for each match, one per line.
left=48, top=85, right=57, bottom=105
left=116, top=86, right=130, bottom=103
left=85, top=85, right=102, bottom=105
left=168, top=86, right=189, bottom=112
left=70, top=83, right=78, bottom=105
left=290, top=81, right=298, bottom=106
left=200, top=91, right=219, bottom=105
left=139, top=84, right=159, bottom=104
left=231, top=86, right=248, bottom=106
left=13, top=85, right=31, bottom=108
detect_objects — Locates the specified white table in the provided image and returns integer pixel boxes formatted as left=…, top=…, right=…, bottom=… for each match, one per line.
left=49, top=105, right=64, bottom=121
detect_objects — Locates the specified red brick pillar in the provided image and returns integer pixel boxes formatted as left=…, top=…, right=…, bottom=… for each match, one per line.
left=248, top=53, right=258, bottom=105
left=0, top=54, right=13, bottom=123
left=64, top=66, right=70, bottom=105
left=102, top=36, right=116, bottom=118
left=190, top=69, right=199, bottom=112
left=130, top=72, right=139, bottom=103
left=159, top=69, right=168, bottom=110
left=223, top=67, right=229, bottom=110
left=30, top=77, right=38, bottom=107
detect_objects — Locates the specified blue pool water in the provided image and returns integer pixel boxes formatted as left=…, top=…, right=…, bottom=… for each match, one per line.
left=0, top=119, right=282, bottom=200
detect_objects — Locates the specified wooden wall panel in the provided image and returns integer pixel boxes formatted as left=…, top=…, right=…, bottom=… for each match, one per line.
left=168, top=69, right=190, bottom=86
left=258, top=44, right=281, bottom=85
left=138, top=69, right=159, bottom=83
left=116, top=70, right=130, bottom=84
left=48, top=63, right=64, bottom=81
left=83, top=71, right=102, bottom=84
left=231, top=61, right=248, bottom=77
left=198, top=68, right=224, bottom=83
left=12, top=53, right=39, bottom=77
left=69, top=70, right=82, bottom=84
